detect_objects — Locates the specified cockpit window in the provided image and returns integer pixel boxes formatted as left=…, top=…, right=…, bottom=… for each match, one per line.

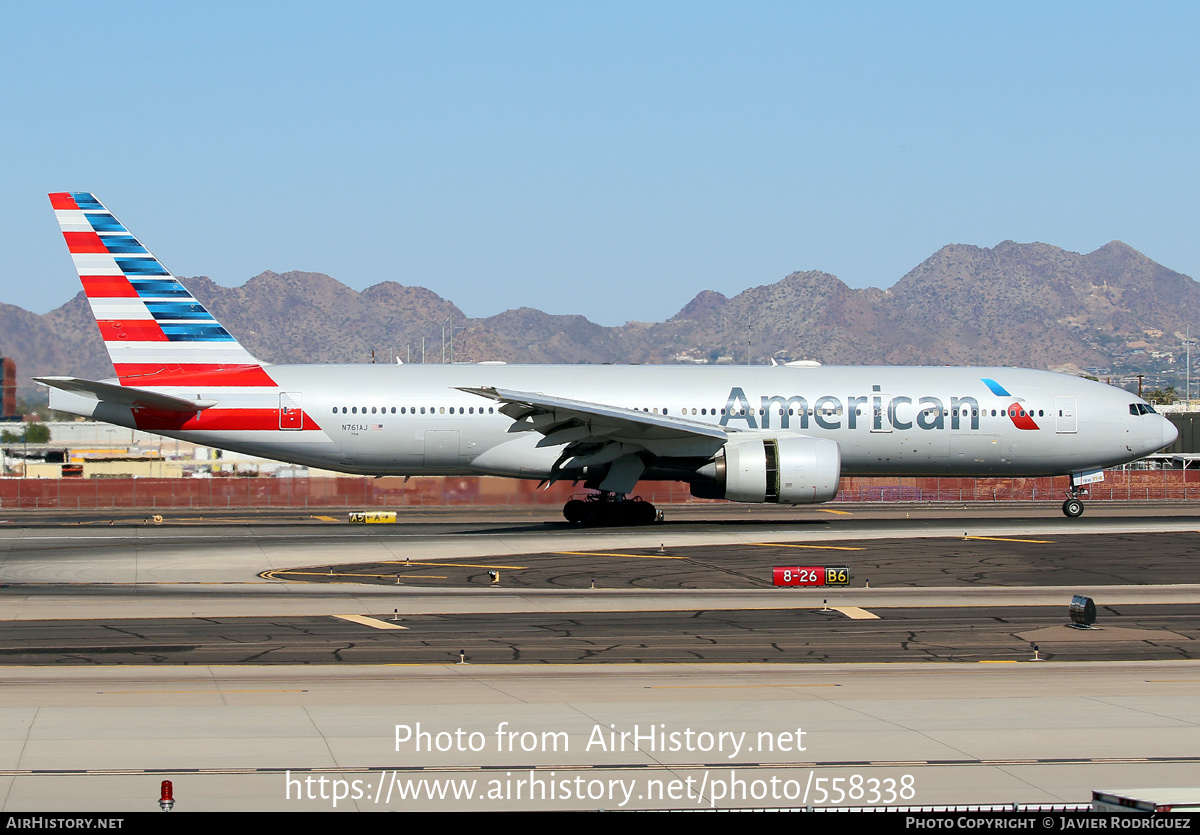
left=1130, top=403, right=1157, bottom=416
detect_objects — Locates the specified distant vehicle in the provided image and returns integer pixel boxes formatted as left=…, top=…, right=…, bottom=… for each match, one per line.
left=38, top=193, right=1177, bottom=523
left=1092, top=789, right=1200, bottom=813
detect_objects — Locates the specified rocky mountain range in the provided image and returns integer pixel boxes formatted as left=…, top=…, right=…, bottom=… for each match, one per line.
left=2, top=239, right=1198, bottom=398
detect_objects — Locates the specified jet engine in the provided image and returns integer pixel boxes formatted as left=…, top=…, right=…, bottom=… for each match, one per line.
left=690, top=436, right=841, bottom=504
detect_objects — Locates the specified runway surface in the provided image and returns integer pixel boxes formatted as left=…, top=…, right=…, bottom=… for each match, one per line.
left=0, top=662, right=1198, bottom=811
left=0, top=604, right=1195, bottom=665
left=0, top=503, right=1198, bottom=810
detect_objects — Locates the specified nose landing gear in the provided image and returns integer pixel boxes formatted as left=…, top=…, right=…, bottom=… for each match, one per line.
left=1062, top=487, right=1087, bottom=518
left=563, top=492, right=659, bottom=526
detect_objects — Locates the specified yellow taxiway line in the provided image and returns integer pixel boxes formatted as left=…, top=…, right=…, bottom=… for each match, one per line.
left=381, top=561, right=529, bottom=569
left=554, top=551, right=686, bottom=560
left=752, top=542, right=865, bottom=551
left=963, top=536, right=1054, bottom=544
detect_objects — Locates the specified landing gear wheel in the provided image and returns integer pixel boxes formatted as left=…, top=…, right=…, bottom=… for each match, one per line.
left=1062, top=498, right=1084, bottom=518
left=561, top=494, right=659, bottom=526
left=563, top=499, right=586, bottom=524
left=634, top=500, right=657, bottom=525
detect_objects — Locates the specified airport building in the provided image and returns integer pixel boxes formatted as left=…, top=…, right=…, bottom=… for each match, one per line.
left=1150, top=409, right=1200, bottom=469
left=0, top=420, right=322, bottom=479
left=0, top=357, right=15, bottom=420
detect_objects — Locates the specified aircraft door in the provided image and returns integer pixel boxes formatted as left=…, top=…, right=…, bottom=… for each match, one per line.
left=279, top=392, right=304, bottom=430
left=1054, top=396, right=1077, bottom=434
left=870, top=393, right=893, bottom=433
left=424, top=430, right=461, bottom=467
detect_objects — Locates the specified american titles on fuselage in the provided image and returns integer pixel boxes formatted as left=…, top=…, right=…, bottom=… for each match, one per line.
left=329, top=382, right=1044, bottom=434
left=721, top=385, right=1037, bottom=432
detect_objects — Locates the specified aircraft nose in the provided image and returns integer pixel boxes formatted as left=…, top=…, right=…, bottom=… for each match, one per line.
left=1162, top=416, right=1179, bottom=449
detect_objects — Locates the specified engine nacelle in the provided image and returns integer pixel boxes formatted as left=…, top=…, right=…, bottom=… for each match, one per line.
left=691, top=436, right=841, bottom=504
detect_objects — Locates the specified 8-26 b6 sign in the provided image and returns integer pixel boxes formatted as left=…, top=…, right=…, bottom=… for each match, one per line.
left=772, top=566, right=851, bottom=587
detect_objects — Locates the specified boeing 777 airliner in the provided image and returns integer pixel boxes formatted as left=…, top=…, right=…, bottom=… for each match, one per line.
left=37, top=193, right=1178, bottom=523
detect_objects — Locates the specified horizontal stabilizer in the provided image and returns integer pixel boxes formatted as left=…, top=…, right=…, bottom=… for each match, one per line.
left=34, top=376, right=217, bottom=413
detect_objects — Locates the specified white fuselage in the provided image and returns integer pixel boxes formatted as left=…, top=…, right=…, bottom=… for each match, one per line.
left=44, top=192, right=1178, bottom=507
left=49, top=363, right=1177, bottom=481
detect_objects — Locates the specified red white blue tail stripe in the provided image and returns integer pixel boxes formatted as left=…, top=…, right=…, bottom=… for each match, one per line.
left=49, top=192, right=275, bottom=387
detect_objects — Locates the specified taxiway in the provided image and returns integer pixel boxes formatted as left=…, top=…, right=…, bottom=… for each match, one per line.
left=0, top=503, right=1197, bottom=810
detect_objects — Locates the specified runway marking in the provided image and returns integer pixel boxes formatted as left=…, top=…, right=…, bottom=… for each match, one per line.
left=554, top=550, right=686, bottom=560
left=67, top=516, right=328, bottom=525
left=313, top=515, right=340, bottom=522
left=98, top=689, right=308, bottom=694
left=4, top=754, right=1198, bottom=777
left=1144, top=679, right=1200, bottom=683
left=817, top=509, right=853, bottom=515
left=381, top=561, right=529, bottom=569
left=752, top=542, right=865, bottom=551
left=650, top=683, right=841, bottom=689
left=274, top=571, right=447, bottom=580
left=86, top=769, right=146, bottom=775
left=963, top=536, right=1054, bottom=544
left=979, top=660, right=1020, bottom=664
left=4, top=580, right=285, bottom=586
left=830, top=606, right=879, bottom=620
left=334, top=615, right=408, bottom=630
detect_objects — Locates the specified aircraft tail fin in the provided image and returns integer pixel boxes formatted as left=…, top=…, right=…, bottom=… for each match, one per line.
left=48, top=192, right=274, bottom=387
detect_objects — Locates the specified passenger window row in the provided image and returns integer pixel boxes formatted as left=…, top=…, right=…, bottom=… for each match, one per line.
left=329, top=403, right=1054, bottom=421
left=333, top=406, right=496, bottom=415
left=632, top=407, right=1048, bottom=419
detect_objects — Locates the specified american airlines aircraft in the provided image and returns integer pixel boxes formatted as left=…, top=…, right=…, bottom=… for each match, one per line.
left=37, top=193, right=1178, bottom=523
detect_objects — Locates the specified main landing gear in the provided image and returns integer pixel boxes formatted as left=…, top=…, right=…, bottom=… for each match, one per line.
left=563, top=492, right=659, bottom=526
left=1062, top=487, right=1087, bottom=518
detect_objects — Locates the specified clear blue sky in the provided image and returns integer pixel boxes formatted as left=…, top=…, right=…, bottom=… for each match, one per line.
left=2, top=2, right=1197, bottom=325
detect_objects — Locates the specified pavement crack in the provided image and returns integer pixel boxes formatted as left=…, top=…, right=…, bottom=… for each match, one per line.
left=239, top=646, right=284, bottom=663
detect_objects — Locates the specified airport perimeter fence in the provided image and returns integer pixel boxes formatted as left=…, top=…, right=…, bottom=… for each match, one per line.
left=0, top=470, right=1197, bottom=510
left=834, top=469, right=1200, bottom=503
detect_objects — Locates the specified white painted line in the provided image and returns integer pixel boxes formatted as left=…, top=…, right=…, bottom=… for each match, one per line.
left=830, top=606, right=880, bottom=620
left=333, top=614, right=408, bottom=630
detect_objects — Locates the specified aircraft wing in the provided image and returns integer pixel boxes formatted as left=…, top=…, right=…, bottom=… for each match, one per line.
left=35, top=376, right=218, bottom=413
left=457, top=386, right=728, bottom=443
left=458, top=386, right=728, bottom=492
